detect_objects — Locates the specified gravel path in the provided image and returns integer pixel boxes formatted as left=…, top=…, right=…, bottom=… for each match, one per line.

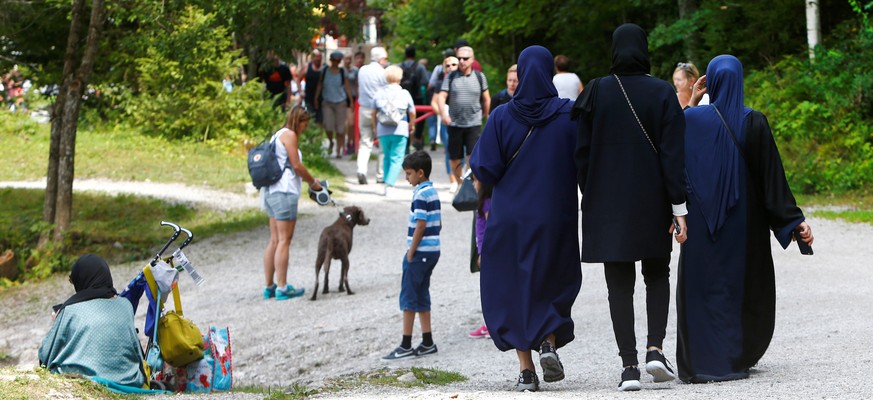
left=1, top=149, right=869, bottom=399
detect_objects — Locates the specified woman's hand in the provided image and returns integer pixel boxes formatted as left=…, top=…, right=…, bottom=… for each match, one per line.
left=689, top=75, right=707, bottom=107
left=794, top=221, right=814, bottom=245
left=670, top=216, right=688, bottom=244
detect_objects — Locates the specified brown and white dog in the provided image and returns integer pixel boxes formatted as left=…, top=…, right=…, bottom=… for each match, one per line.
left=310, top=206, right=370, bottom=300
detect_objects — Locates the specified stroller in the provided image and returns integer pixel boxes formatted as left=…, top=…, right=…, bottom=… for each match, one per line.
left=119, top=221, right=230, bottom=392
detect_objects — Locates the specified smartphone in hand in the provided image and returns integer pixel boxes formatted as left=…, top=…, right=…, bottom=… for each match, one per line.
left=793, top=230, right=814, bottom=255
left=672, top=218, right=681, bottom=235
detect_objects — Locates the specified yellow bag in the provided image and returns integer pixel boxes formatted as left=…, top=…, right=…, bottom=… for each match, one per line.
left=157, top=283, right=204, bottom=367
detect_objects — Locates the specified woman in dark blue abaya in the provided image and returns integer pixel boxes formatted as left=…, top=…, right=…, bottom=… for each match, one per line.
left=470, top=45, right=580, bottom=392
left=678, top=55, right=815, bottom=383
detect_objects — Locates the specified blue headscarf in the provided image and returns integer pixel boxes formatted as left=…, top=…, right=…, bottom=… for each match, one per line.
left=684, top=55, right=752, bottom=237
left=507, top=45, right=570, bottom=127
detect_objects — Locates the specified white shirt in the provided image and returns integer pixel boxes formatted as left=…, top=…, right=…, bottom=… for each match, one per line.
left=267, top=128, right=302, bottom=195
left=357, top=61, right=387, bottom=109
left=553, top=72, right=582, bottom=99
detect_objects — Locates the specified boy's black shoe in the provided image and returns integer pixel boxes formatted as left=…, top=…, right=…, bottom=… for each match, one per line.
left=515, top=369, right=539, bottom=392
left=413, top=343, right=438, bottom=357
left=381, top=346, right=414, bottom=361
left=645, top=349, right=676, bottom=382
left=539, top=341, right=565, bottom=382
left=618, top=366, right=641, bottom=391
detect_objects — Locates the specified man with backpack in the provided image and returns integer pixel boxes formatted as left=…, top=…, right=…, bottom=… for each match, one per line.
left=400, top=46, right=429, bottom=151
left=315, top=51, right=354, bottom=159
left=435, top=46, right=491, bottom=187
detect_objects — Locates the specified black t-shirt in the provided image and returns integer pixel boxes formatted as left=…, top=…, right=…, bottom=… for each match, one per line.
left=260, top=64, right=292, bottom=96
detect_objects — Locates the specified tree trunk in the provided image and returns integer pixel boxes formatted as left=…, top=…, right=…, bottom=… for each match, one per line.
left=42, top=0, right=106, bottom=244
left=42, top=0, right=86, bottom=236
left=677, top=0, right=701, bottom=63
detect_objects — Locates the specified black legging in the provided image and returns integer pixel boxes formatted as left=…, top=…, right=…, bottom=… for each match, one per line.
left=604, top=257, right=671, bottom=367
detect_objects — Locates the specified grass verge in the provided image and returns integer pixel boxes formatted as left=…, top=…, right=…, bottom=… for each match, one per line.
left=797, top=193, right=873, bottom=225
left=0, top=367, right=123, bottom=400
left=0, top=112, right=343, bottom=193
left=0, top=188, right=265, bottom=287
left=244, top=367, right=467, bottom=399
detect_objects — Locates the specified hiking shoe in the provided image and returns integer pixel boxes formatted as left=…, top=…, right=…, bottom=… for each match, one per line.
left=539, top=341, right=565, bottom=383
left=645, top=349, right=676, bottom=383
left=263, top=284, right=277, bottom=299
left=381, top=346, right=415, bottom=361
left=468, top=325, right=490, bottom=339
left=618, top=366, right=641, bottom=391
left=413, top=343, right=438, bottom=357
left=275, top=285, right=305, bottom=300
left=515, top=369, right=539, bottom=392
left=357, top=173, right=367, bottom=185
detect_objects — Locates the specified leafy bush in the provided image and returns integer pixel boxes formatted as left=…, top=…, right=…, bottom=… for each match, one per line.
left=745, top=18, right=873, bottom=194
left=117, top=5, right=281, bottom=147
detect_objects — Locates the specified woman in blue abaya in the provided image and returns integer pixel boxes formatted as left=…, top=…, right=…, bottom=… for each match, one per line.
left=470, top=45, right=580, bottom=392
left=678, top=55, right=814, bottom=383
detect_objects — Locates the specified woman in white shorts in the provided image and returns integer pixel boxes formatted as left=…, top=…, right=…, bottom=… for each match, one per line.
left=262, top=106, right=324, bottom=300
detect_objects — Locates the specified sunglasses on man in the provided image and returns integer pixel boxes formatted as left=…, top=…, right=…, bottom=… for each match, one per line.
left=458, top=57, right=471, bottom=61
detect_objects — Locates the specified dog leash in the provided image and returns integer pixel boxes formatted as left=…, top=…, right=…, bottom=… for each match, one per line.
left=330, top=199, right=353, bottom=222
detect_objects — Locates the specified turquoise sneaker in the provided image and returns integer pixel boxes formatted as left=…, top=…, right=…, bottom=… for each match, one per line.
left=263, top=284, right=277, bottom=299
left=276, top=285, right=305, bottom=300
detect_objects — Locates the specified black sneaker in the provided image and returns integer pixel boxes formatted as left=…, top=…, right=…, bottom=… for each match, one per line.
left=515, top=369, right=539, bottom=392
left=618, top=366, right=641, bottom=391
left=381, top=346, right=414, bottom=361
left=539, top=341, right=565, bottom=382
left=645, top=349, right=676, bottom=383
left=357, top=173, right=368, bottom=185
left=413, top=343, right=438, bottom=357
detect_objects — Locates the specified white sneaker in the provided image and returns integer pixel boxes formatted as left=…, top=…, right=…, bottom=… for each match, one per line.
left=383, top=185, right=395, bottom=197
left=449, top=181, right=459, bottom=194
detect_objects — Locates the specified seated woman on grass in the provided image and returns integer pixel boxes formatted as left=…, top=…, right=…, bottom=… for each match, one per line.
left=38, top=254, right=146, bottom=389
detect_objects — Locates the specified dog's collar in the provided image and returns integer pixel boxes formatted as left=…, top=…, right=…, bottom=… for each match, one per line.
left=339, top=211, right=353, bottom=222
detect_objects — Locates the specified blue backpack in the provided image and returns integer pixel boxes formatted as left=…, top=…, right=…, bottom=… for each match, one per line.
left=247, top=134, right=290, bottom=189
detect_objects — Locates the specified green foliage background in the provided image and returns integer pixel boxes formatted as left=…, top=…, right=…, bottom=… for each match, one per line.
left=376, top=0, right=873, bottom=196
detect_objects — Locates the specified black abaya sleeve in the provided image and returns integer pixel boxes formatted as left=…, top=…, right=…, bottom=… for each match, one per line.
left=745, top=111, right=805, bottom=248
left=574, top=116, right=591, bottom=197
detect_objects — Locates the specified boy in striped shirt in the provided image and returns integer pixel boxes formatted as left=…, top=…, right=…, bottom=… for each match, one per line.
left=382, top=151, right=442, bottom=361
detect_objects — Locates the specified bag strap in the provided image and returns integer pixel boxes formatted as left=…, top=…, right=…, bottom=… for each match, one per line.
left=613, top=74, right=658, bottom=155
left=171, top=283, right=183, bottom=316
left=506, top=126, right=534, bottom=170
left=712, top=105, right=746, bottom=160
left=152, top=288, right=162, bottom=339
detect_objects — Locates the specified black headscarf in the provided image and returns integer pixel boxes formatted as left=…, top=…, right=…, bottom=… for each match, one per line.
left=610, top=23, right=651, bottom=75
left=573, top=23, right=651, bottom=120
left=57, top=254, right=117, bottom=311
left=507, top=45, right=570, bottom=127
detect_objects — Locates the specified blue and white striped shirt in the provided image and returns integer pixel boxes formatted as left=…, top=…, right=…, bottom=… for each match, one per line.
left=407, top=181, right=441, bottom=252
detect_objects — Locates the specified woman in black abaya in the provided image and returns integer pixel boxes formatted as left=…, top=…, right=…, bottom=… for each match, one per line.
left=677, top=54, right=814, bottom=383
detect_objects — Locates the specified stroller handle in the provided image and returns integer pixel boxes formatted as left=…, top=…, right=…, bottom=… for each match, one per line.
left=152, top=221, right=182, bottom=264
left=178, top=227, right=194, bottom=250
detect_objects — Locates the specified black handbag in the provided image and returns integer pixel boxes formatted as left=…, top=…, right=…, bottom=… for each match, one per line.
left=451, top=170, right=478, bottom=212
